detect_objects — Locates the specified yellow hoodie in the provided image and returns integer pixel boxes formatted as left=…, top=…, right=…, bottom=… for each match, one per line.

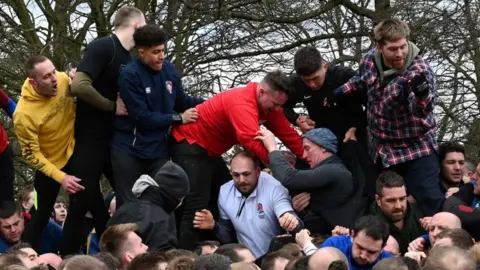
left=13, top=72, right=76, bottom=183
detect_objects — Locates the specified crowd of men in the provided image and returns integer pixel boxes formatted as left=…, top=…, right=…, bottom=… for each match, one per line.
left=0, top=5, right=479, bottom=270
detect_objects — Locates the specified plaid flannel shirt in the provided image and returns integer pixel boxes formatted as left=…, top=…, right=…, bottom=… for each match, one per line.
left=336, top=48, right=437, bottom=168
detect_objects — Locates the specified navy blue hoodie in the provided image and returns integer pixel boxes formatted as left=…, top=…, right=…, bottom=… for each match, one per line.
left=112, top=59, right=204, bottom=159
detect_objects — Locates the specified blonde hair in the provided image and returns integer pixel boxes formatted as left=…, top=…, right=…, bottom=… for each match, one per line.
left=374, top=19, right=410, bottom=45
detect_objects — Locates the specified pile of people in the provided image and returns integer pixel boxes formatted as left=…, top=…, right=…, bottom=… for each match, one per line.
left=0, top=5, right=478, bottom=270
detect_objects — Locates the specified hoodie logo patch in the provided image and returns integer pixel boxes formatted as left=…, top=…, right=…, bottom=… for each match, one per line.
left=166, top=81, right=173, bottom=94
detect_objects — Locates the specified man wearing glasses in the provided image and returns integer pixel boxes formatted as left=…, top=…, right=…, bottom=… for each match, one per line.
left=193, top=151, right=302, bottom=258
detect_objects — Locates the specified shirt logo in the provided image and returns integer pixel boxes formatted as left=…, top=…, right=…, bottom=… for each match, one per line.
left=304, top=95, right=312, bottom=99
left=257, top=203, right=265, bottom=218
left=145, top=87, right=151, bottom=94
left=166, top=81, right=173, bottom=94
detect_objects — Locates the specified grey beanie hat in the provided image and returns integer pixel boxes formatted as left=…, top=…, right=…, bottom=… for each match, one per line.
left=302, top=128, right=338, bottom=154
left=154, top=161, right=190, bottom=199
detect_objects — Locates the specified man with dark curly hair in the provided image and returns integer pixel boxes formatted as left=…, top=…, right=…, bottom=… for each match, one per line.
left=112, top=24, right=204, bottom=208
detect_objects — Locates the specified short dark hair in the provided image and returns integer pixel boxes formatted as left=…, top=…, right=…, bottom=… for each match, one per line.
left=7, top=242, right=32, bottom=252
left=165, top=249, right=198, bottom=262
left=114, top=6, right=143, bottom=28
left=134, top=24, right=168, bottom=48
left=261, top=250, right=294, bottom=270
left=376, top=171, right=405, bottom=197
left=194, top=241, right=220, bottom=255
left=328, top=260, right=349, bottom=270
left=128, top=252, right=168, bottom=270
left=19, top=187, right=34, bottom=205
left=91, top=252, right=120, bottom=270
left=436, top=228, right=474, bottom=250
left=230, top=151, right=260, bottom=169
left=214, top=243, right=250, bottom=263
left=192, top=254, right=232, bottom=270
left=439, top=142, right=465, bottom=163
left=400, top=257, right=420, bottom=270
left=289, top=255, right=309, bottom=270
left=24, top=55, right=48, bottom=78
left=262, top=70, right=293, bottom=96
left=293, top=46, right=323, bottom=76
left=0, top=253, right=25, bottom=268
left=165, top=255, right=195, bottom=270
left=0, top=201, right=21, bottom=219
left=352, top=215, right=390, bottom=247
left=55, top=196, right=67, bottom=206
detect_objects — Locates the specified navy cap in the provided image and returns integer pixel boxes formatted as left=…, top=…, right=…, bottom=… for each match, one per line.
left=302, top=128, right=338, bottom=154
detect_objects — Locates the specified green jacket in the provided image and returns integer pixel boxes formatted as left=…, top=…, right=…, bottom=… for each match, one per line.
left=370, top=201, right=426, bottom=254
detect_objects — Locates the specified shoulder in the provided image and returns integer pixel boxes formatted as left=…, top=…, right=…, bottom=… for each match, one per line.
left=85, top=36, right=115, bottom=51
left=121, top=61, right=141, bottom=77
left=261, top=172, right=285, bottom=189
left=323, top=235, right=350, bottom=247
left=220, top=180, right=235, bottom=194
left=162, top=61, right=181, bottom=80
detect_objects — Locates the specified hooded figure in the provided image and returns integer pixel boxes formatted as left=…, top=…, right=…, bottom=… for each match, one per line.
left=107, top=161, right=190, bottom=251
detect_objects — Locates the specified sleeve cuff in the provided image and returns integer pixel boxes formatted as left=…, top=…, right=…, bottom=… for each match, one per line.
left=52, top=170, right=67, bottom=184
left=303, top=242, right=318, bottom=255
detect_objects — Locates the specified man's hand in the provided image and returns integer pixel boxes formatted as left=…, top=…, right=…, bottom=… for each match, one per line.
left=445, top=187, right=459, bottom=198
left=408, top=73, right=429, bottom=98
left=255, top=127, right=278, bottom=152
left=62, top=175, right=85, bottom=194
left=343, top=127, right=357, bottom=143
left=181, top=108, right=199, bottom=124
left=404, top=251, right=427, bottom=264
left=419, top=217, right=431, bottom=231
left=68, top=68, right=77, bottom=81
left=116, top=93, right=128, bottom=116
left=331, top=226, right=350, bottom=236
left=292, top=192, right=311, bottom=212
left=193, top=209, right=215, bottom=230
left=279, top=212, right=299, bottom=232
left=295, top=229, right=312, bottom=249
left=296, top=116, right=315, bottom=134
left=408, top=237, right=426, bottom=252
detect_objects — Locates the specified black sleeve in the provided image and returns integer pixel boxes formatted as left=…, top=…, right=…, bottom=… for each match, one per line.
left=283, top=75, right=303, bottom=125
left=443, top=184, right=480, bottom=226
left=213, top=219, right=237, bottom=244
left=269, top=150, right=345, bottom=190
left=335, top=67, right=367, bottom=129
left=77, top=37, right=114, bottom=81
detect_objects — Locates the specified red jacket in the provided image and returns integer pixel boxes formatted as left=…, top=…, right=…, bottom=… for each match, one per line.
left=0, top=89, right=11, bottom=153
left=172, top=82, right=303, bottom=164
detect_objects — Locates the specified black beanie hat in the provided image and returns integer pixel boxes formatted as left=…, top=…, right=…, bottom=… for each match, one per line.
left=154, top=161, right=190, bottom=199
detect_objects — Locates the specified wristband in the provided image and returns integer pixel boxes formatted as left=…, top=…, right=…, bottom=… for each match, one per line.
left=172, top=113, right=183, bottom=124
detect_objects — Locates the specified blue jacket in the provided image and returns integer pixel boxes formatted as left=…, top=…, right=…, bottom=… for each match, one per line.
left=321, top=235, right=392, bottom=270
left=0, top=220, right=62, bottom=255
left=113, top=60, right=203, bottom=159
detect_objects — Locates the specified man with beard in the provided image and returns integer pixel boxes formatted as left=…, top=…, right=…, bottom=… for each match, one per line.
left=438, top=142, right=467, bottom=194
left=321, top=215, right=392, bottom=270
left=370, top=171, right=425, bottom=254
left=331, top=18, right=444, bottom=216
left=193, top=151, right=302, bottom=258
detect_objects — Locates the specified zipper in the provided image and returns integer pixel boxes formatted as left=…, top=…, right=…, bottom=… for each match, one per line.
left=132, top=126, right=137, bottom=146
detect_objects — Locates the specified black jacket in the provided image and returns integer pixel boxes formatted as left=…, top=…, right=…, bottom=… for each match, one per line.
left=107, top=187, right=178, bottom=251
left=269, top=150, right=360, bottom=229
left=443, top=182, right=480, bottom=240
left=283, top=65, right=367, bottom=146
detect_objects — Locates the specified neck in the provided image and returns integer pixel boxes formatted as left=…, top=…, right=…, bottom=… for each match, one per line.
left=393, top=219, right=404, bottom=230
left=115, top=28, right=135, bottom=50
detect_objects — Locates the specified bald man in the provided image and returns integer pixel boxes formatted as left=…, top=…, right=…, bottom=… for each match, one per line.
left=408, top=212, right=461, bottom=252
left=308, top=247, right=349, bottom=270
left=383, top=236, right=400, bottom=257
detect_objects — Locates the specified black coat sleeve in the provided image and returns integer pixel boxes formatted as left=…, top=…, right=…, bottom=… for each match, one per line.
left=443, top=184, right=480, bottom=226
left=283, top=75, right=303, bottom=125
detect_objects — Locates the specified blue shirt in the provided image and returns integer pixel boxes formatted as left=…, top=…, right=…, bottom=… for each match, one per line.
left=0, top=220, right=62, bottom=254
left=321, top=235, right=392, bottom=270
